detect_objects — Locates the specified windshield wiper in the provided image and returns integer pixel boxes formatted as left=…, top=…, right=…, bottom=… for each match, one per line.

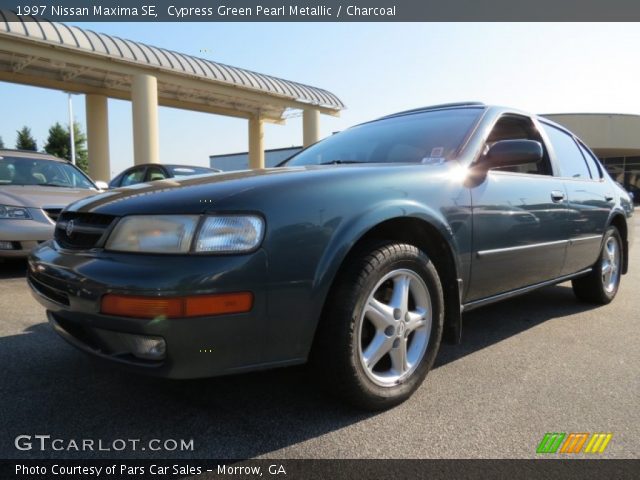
left=318, top=160, right=362, bottom=165
left=38, top=183, right=71, bottom=188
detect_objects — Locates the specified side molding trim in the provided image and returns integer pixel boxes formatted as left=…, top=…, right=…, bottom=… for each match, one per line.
left=476, top=239, right=568, bottom=258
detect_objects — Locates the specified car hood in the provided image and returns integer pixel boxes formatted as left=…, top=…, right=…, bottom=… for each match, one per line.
left=67, top=163, right=455, bottom=216
left=0, top=185, right=99, bottom=209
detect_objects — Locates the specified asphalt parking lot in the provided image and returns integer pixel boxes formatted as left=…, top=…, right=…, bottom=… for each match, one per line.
left=1, top=217, right=638, bottom=460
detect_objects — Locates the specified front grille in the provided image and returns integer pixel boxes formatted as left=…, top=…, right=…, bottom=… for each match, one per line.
left=43, top=208, right=62, bottom=222
left=54, top=212, right=116, bottom=250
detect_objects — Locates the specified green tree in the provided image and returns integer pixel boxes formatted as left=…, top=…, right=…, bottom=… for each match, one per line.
left=0, top=136, right=4, bottom=148
left=16, top=126, right=37, bottom=151
left=72, top=122, right=89, bottom=174
left=44, top=122, right=69, bottom=159
left=44, top=122, right=89, bottom=173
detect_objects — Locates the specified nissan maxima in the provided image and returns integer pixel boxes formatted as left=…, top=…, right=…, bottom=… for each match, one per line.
left=28, top=103, right=634, bottom=409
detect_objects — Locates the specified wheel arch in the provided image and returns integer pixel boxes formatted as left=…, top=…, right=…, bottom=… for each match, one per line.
left=312, top=211, right=464, bottom=349
left=608, top=212, right=629, bottom=274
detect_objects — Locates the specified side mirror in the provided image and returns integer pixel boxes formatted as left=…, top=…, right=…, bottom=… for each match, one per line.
left=94, top=180, right=109, bottom=190
left=482, top=139, right=543, bottom=170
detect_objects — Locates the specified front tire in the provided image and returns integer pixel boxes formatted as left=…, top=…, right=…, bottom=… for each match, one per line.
left=314, top=242, right=444, bottom=410
left=572, top=226, right=623, bottom=304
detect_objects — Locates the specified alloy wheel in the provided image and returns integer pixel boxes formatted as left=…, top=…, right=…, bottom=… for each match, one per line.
left=601, top=236, right=620, bottom=294
left=357, top=269, right=432, bottom=387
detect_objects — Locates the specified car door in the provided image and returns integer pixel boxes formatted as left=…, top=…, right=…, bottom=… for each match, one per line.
left=466, top=114, right=569, bottom=302
left=540, top=123, right=611, bottom=275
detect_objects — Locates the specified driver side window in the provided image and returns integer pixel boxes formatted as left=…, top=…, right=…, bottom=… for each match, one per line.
left=486, top=115, right=552, bottom=175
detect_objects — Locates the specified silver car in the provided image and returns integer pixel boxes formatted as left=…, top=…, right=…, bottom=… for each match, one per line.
left=0, top=150, right=103, bottom=257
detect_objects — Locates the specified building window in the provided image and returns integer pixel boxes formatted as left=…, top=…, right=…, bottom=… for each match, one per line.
left=600, top=156, right=639, bottom=203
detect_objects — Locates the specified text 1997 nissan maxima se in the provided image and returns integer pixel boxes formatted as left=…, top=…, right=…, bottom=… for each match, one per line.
left=28, top=103, right=633, bottom=410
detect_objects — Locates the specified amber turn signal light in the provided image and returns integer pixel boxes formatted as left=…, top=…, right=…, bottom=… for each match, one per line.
left=101, top=292, right=253, bottom=319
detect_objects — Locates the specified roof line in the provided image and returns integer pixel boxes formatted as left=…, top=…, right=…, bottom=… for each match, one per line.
left=377, top=102, right=485, bottom=120
left=210, top=145, right=302, bottom=158
left=542, top=112, right=640, bottom=118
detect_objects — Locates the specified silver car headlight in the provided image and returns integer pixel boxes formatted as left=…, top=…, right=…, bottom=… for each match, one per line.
left=195, top=215, right=264, bottom=253
left=106, top=215, right=199, bottom=253
left=0, top=205, right=31, bottom=220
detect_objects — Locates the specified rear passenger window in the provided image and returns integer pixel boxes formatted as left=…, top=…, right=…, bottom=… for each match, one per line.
left=542, top=124, right=591, bottom=179
left=146, top=166, right=168, bottom=182
left=577, top=142, right=602, bottom=180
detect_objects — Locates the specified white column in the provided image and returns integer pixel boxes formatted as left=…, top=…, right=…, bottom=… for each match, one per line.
left=248, top=116, right=264, bottom=169
left=131, top=74, right=159, bottom=165
left=303, top=109, right=320, bottom=147
left=68, top=93, right=76, bottom=165
left=85, top=94, right=110, bottom=181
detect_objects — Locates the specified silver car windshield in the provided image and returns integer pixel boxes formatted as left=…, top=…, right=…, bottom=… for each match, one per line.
left=285, top=108, right=483, bottom=167
left=0, top=157, right=95, bottom=189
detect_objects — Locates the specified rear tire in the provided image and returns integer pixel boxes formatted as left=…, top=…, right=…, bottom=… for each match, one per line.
left=571, top=227, right=622, bottom=304
left=313, top=242, right=444, bottom=411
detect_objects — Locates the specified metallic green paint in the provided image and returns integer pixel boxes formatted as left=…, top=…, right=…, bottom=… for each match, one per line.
left=27, top=105, right=633, bottom=378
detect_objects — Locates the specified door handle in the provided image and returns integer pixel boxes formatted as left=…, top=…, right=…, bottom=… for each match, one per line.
left=550, top=191, right=566, bottom=203
left=604, top=193, right=614, bottom=202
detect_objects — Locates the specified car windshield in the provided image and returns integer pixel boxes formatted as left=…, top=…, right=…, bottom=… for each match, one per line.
left=168, top=165, right=215, bottom=177
left=0, top=156, right=95, bottom=189
left=285, top=108, right=483, bottom=167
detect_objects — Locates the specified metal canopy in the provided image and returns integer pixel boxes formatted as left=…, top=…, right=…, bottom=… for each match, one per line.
left=0, top=12, right=344, bottom=121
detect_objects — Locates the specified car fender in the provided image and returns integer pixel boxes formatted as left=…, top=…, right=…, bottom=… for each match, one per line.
left=311, top=198, right=462, bottom=309
left=606, top=206, right=632, bottom=274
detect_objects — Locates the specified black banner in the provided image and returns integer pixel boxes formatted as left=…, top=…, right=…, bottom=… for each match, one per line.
left=3, top=459, right=640, bottom=480
left=2, top=0, right=640, bottom=22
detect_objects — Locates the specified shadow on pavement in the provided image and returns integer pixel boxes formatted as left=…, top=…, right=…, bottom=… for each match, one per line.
left=0, top=258, right=28, bottom=279
left=436, top=283, right=595, bottom=367
left=0, top=280, right=602, bottom=460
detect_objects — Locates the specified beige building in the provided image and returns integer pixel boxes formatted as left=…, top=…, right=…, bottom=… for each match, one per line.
left=545, top=113, right=640, bottom=202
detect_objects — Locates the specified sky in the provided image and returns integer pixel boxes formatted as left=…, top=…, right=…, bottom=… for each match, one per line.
left=1, top=22, right=640, bottom=178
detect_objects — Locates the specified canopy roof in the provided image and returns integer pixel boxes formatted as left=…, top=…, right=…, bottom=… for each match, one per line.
left=0, top=12, right=344, bottom=121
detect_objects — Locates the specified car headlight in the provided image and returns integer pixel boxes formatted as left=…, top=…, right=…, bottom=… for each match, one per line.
left=106, top=215, right=199, bottom=253
left=105, top=214, right=264, bottom=254
left=195, top=215, right=264, bottom=253
left=0, top=205, right=31, bottom=220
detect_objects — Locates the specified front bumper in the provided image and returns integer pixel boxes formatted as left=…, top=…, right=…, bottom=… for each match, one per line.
left=0, top=215, right=53, bottom=257
left=28, top=241, right=270, bottom=378
left=1, top=240, right=45, bottom=257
